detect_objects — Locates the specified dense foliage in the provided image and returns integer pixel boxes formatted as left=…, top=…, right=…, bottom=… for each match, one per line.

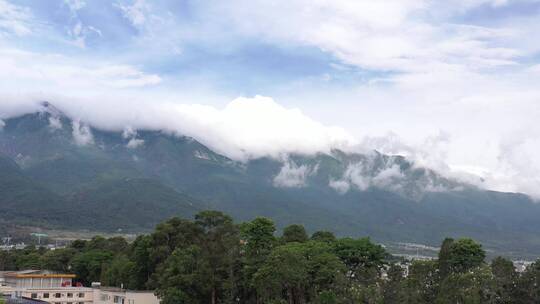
left=2, top=211, right=540, bottom=303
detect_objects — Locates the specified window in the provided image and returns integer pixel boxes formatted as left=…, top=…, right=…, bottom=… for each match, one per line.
left=78, top=292, right=85, bottom=298
left=43, top=293, right=49, bottom=298
left=31, top=293, right=38, bottom=298
left=55, top=293, right=62, bottom=298
left=67, top=293, right=73, bottom=298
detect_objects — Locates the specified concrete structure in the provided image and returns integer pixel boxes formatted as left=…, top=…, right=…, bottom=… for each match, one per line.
left=92, top=286, right=160, bottom=304
left=3, top=270, right=76, bottom=289
left=17, top=287, right=93, bottom=303
left=0, top=271, right=159, bottom=304
left=2, top=295, right=49, bottom=303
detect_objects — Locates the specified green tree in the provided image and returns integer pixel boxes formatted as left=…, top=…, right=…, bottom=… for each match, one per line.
left=382, top=264, right=405, bottom=304
left=155, top=246, right=211, bottom=304
left=254, top=241, right=347, bottom=304
left=69, top=239, right=88, bottom=251
left=311, top=231, right=336, bottom=243
left=70, top=250, right=114, bottom=285
left=195, top=210, right=240, bottom=304
left=515, top=260, right=540, bottom=303
left=86, top=236, right=108, bottom=251
left=147, top=217, right=203, bottom=288
left=239, top=217, right=277, bottom=302
left=332, top=237, right=386, bottom=284
left=404, top=260, right=438, bottom=304
left=491, top=256, right=517, bottom=303
left=314, top=291, right=338, bottom=304
left=253, top=243, right=309, bottom=303
left=16, top=252, right=42, bottom=269
left=438, top=238, right=454, bottom=279
left=104, top=237, right=130, bottom=253
left=282, top=224, right=308, bottom=243
left=436, top=265, right=496, bottom=304
left=129, top=235, right=153, bottom=289
left=0, top=250, right=17, bottom=270
left=448, top=238, right=486, bottom=274
left=101, top=255, right=136, bottom=289
left=41, top=248, right=76, bottom=272
left=303, top=242, right=347, bottom=300
left=241, top=217, right=276, bottom=259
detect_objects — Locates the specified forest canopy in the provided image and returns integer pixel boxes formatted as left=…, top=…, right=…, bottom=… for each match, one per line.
left=1, top=211, right=539, bottom=304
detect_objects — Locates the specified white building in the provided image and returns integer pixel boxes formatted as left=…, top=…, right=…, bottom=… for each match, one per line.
left=93, top=285, right=161, bottom=304
left=0, top=270, right=159, bottom=304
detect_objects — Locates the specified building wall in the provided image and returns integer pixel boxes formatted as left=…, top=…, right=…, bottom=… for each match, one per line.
left=12, top=277, right=73, bottom=289
left=20, top=287, right=93, bottom=303
left=1, top=273, right=159, bottom=304
left=3, top=287, right=159, bottom=304
left=92, top=289, right=159, bottom=304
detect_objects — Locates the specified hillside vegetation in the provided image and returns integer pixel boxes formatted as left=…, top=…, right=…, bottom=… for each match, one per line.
left=1, top=212, right=539, bottom=303
left=2, top=107, right=540, bottom=257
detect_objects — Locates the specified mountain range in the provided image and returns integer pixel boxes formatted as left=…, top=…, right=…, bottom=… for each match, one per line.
left=1, top=102, right=540, bottom=257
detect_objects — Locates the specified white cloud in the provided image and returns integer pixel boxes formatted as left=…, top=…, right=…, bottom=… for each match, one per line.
left=127, top=138, right=144, bottom=149
left=72, top=120, right=94, bottom=146
left=0, top=119, right=4, bottom=130
left=0, top=95, right=355, bottom=161
left=326, top=151, right=458, bottom=199
left=122, top=126, right=144, bottom=148
left=115, top=0, right=149, bottom=27
left=122, top=126, right=137, bottom=139
left=328, top=179, right=350, bottom=194
left=485, top=135, right=540, bottom=197
left=62, top=0, right=104, bottom=48
left=341, top=163, right=371, bottom=191
left=330, top=160, right=406, bottom=194
left=0, top=0, right=33, bottom=36
left=372, top=165, right=405, bottom=189
left=187, top=96, right=355, bottom=159
left=2, top=0, right=540, bottom=199
left=48, top=116, right=62, bottom=130
left=273, top=160, right=318, bottom=188
left=208, top=0, right=522, bottom=73
left=0, top=48, right=161, bottom=92
left=64, top=0, right=86, bottom=12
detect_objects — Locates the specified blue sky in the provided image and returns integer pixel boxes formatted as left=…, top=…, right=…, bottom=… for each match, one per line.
left=5, top=0, right=344, bottom=95
left=2, top=0, right=540, bottom=196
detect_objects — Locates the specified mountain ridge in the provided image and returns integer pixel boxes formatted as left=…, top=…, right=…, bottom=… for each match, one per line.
left=1, top=104, right=540, bottom=257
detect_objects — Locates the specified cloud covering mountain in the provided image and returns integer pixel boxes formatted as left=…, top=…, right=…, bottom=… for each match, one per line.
left=5, top=110, right=540, bottom=257
left=1, top=0, right=540, bottom=197
left=0, top=97, right=356, bottom=161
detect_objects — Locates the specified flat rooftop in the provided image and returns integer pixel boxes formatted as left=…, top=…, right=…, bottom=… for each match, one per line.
left=2, top=270, right=76, bottom=279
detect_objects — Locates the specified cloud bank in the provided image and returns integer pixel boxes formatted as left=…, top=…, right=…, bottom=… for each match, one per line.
left=1, top=0, right=540, bottom=199
left=0, top=95, right=356, bottom=161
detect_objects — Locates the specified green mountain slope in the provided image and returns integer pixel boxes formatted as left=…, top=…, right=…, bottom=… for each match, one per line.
left=0, top=152, right=68, bottom=226
left=67, top=178, right=202, bottom=231
left=3, top=106, right=540, bottom=256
